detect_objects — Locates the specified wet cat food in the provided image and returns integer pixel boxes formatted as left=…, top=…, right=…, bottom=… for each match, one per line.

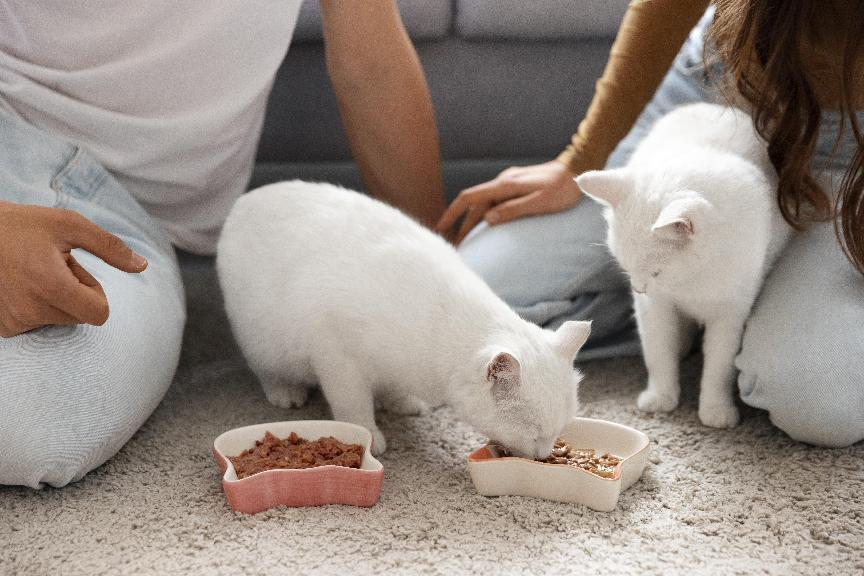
left=229, top=431, right=364, bottom=479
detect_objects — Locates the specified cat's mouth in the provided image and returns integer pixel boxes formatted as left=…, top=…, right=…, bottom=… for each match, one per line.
left=631, top=283, right=647, bottom=294
left=488, top=440, right=543, bottom=459
left=488, top=441, right=528, bottom=458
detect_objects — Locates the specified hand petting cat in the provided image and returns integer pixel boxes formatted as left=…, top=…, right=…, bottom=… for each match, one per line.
left=436, top=161, right=583, bottom=245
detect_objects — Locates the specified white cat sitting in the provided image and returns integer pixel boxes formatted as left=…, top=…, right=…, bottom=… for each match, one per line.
left=217, top=181, right=592, bottom=456
left=576, top=103, right=791, bottom=428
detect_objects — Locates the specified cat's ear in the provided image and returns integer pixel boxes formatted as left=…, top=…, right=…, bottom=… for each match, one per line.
left=575, top=169, right=629, bottom=208
left=651, top=196, right=711, bottom=239
left=486, top=351, right=521, bottom=398
left=554, top=320, right=592, bottom=360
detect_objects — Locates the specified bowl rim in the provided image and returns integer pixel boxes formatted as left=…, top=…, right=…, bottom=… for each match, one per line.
left=214, top=420, right=384, bottom=484
left=466, top=417, right=650, bottom=483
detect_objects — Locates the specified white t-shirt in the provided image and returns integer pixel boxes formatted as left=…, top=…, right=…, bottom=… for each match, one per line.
left=0, top=1, right=302, bottom=254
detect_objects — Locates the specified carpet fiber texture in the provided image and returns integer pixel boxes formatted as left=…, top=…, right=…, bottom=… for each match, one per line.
left=2, top=255, right=862, bottom=576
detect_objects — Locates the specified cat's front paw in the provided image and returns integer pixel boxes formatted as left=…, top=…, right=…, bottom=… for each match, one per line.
left=370, top=429, right=388, bottom=455
left=637, top=388, right=679, bottom=412
left=698, top=403, right=739, bottom=428
left=264, top=385, right=308, bottom=409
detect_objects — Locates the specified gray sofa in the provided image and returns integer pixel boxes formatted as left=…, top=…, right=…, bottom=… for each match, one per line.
left=251, top=0, right=629, bottom=201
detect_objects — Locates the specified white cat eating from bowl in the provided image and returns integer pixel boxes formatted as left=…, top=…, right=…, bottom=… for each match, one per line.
left=576, top=103, right=791, bottom=428
left=217, top=181, right=592, bottom=456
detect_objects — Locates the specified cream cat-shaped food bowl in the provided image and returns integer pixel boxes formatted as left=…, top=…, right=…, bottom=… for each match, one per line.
left=213, top=420, right=384, bottom=513
left=467, top=417, right=649, bottom=511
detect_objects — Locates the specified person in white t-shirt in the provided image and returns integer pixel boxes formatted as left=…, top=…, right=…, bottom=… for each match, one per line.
left=0, top=1, right=445, bottom=488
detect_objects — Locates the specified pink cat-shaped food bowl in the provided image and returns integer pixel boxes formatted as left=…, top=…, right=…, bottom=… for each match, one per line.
left=213, top=420, right=384, bottom=514
left=467, top=417, right=650, bottom=511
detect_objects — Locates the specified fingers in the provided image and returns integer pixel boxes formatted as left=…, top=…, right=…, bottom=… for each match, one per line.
left=454, top=204, right=487, bottom=245
left=435, top=197, right=467, bottom=235
left=484, top=176, right=584, bottom=226
left=435, top=176, right=524, bottom=236
left=482, top=190, right=546, bottom=225
left=0, top=296, right=87, bottom=338
left=436, top=160, right=583, bottom=243
left=67, top=254, right=102, bottom=291
left=55, top=210, right=148, bottom=273
left=0, top=255, right=111, bottom=338
left=30, top=304, right=81, bottom=328
left=50, top=254, right=110, bottom=326
left=0, top=205, right=136, bottom=338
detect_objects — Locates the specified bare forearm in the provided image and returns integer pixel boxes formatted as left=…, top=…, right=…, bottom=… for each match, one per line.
left=320, top=0, right=445, bottom=227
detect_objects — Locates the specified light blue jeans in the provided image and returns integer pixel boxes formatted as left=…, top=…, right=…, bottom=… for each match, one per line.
left=0, top=110, right=186, bottom=488
left=458, top=12, right=864, bottom=447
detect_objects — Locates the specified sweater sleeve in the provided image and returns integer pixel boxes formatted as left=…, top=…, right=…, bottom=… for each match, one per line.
left=557, top=0, right=712, bottom=174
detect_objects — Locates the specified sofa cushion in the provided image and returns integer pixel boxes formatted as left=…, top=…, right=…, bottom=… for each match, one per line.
left=292, top=0, right=452, bottom=43
left=455, top=0, right=629, bottom=40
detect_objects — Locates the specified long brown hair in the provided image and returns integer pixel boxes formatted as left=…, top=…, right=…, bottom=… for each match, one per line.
left=709, top=0, right=864, bottom=274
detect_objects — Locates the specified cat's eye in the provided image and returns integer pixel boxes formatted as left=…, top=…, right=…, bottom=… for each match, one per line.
left=650, top=270, right=660, bottom=278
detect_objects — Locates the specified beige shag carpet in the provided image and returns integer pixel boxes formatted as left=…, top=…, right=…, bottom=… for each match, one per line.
left=2, top=255, right=862, bottom=576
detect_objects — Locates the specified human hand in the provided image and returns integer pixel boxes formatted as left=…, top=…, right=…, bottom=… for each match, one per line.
left=0, top=201, right=148, bottom=337
left=435, top=161, right=583, bottom=244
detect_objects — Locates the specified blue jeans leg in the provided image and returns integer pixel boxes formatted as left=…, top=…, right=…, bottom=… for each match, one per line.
left=0, top=112, right=186, bottom=488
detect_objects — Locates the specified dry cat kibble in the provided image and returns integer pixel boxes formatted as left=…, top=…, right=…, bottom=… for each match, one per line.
left=536, top=439, right=622, bottom=478
left=229, top=431, right=364, bottom=479
left=498, top=438, right=622, bottom=478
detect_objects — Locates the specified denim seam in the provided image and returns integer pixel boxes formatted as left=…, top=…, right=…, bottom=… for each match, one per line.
left=50, top=148, right=79, bottom=209
left=49, top=147, right=107, bottom=204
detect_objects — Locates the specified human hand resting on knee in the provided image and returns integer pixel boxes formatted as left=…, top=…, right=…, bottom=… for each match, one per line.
left=0, top=201, right=148, bottom=337
left=436, top=160, right=583, bottom=244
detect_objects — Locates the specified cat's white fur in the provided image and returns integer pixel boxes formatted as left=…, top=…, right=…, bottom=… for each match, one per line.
left=217, top=181, right=591, bottom=456
left=577, top=103, right=791, bottom=428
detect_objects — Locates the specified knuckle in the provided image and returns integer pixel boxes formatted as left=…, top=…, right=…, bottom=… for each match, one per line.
left=495, top=211, right=513, bottom=224
left=100, top=232, right=127, bottom=256
left=101, top=231, right=121, bottom=251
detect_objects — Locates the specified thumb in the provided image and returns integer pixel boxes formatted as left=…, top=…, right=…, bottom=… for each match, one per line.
left=484, top=190, right=546, bottom=225
left=59, top=211, right=148, bottom=273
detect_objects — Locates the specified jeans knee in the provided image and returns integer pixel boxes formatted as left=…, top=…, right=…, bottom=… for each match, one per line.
left=739, top=366, right=864, bottom=448
left=772, top=395, right=862, bottom=448
left=0, top=425, right=106, bottom=488
left=0, top=313, right=182, bottom=488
